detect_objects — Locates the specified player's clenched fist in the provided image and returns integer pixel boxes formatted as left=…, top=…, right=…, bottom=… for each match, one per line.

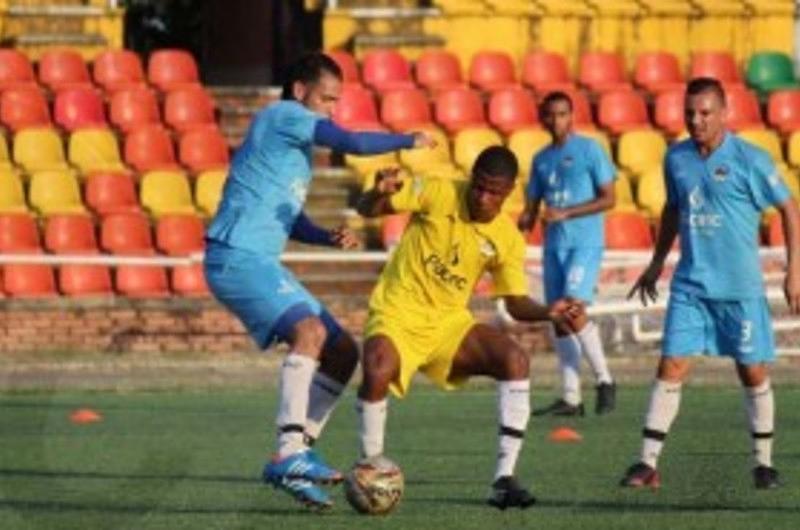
left=330, top=226, right=361, bottom=250
left=411, top=131, right=437, bottom=149
left=548, top=297, right=586, bottom=333
left=374, top=167, right=404, bottom=195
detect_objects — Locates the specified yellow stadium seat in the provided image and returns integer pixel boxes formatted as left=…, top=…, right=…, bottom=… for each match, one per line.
left=617, top=129, right=667, bottom=181
left=576, top=128, right=613, bottom=158
left=29, top=170, right=87, bottom=217
left=417, top=163, right=466, bottom=180
left=68, top=128, right=127, bottom=175
left=453, top=127, right=504, bottom=173
left=140, top=170, right=197, bottom=218
left=507, top=128, right=552, bottom=181
left=13, top=127, right=70, bottom=174
left=399, top=127, right=451, bottom=172
left=0, top=168, right=27, bottom=213
left=636, top=166, right=667, bottom=218
left=501, top=181, right=526, bottom=221
left=345, top=151, right=398, bottom=180
left=788, top=130, right=800, bottom=167
left=0, top=134, right=14, bottom=171
left=195, top=169, right=226, bottom=217
left=737, top=128, right=785, bottom=165
left=612, top=170, right=638, bottom=212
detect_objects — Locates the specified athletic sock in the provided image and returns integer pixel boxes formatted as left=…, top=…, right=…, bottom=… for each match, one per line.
left=357, top=399, right=388, bottom=458
left=640, top=379, right=682, bottom=469
left=554, top=333, right=582, bottom=406
left=305, top=371, right=346, bottom=445
left=275, top=353, right=317, bottom=458
left=576, top=321, right=613, bottom=385
left=744, top=379, right=774, bottom=468
left=495, top=380, right=531, bottom=480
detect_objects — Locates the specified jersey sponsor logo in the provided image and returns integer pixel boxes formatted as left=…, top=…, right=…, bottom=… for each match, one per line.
left=686, top=186, right=722, bottom=231
left=422, top=252, right=468, bottom=290
left=547, top=171, right=558, bottom=187
left=561, top=156, right=574, bottom=168
left=289, top=180, right=309, bottom=203
left=276, top=279, right=297, bottom=295
left=448, top=243, right=460, bottom=266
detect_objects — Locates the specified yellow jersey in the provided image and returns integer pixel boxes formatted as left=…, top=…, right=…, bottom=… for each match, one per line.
left=368, top=177, right=528, bottom=322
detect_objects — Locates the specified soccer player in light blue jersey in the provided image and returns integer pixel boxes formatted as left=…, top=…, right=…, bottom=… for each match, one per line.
left=204, top=53, right=434, bottom=509
left=518, top=92, right=617, bottom=417
left=621, top=78, right=800, bottom=490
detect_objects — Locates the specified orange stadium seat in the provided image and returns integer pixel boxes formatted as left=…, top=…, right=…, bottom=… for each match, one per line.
left=38, top=49, right=91, bottom=91
left=0, top=213, right=40, bottom=251
left=381, top=213, right=410, bottom=249
left=85, top=172, right=141, bottom=216
left=13, top=127, right=69, bottom=173
left=545, top=87, right=593, bottom=128
left=0, top=49, right=36, bottom=90
left=179, top=127, right=230, bottom=172
left=44, top=214, right=97, bottom=253
left=634, top=52, right=683, bottom=93
left=147, top=49, right=200, bottom=91
left=605, top=211, right=653, bottom=249
left=415, top=50, right=462, bottom=92
left=110, top=88, right=161, bottom=133
left=521, top=51, right=571, bottom=91
left=767, top=90, right=800, bottom=134
left=93, top=49, right=147, bottom=92
left=380, top=88, right=432, bottom=131
left=156, top=214, right=205, bottom=255
left=332, top=84, right=381, bottom=130
left=725, top=86, right=762, bottom=130
left=3, top=261, right=57, bottom=298
left=326, top=50, right=359, bottom=83
left=525, top=220, right=543, bottom=246
left=434, top=87, right=486, bottom=133
left=488, top=87, right=538, bottom=134
left=579, top=52, right=629, bottom=92
left=171, top=263, right=210, bottom=296
left=115, top=256, right=170, bottom=298
left=690, top=51, right=740, bottom=83
left=59, top=259, right=113, bottom=297
left=124, top=125, right=179, bottom=172
left=68, top=128, right=127, bottom=175
left=362, top=49, right=414, bottom=92
left=766, top=213, right=785, bottom=246
left=0, top=87, right=50, bottom=132
left=597, top=91, right=649, bottom=134
left=100, top=212, right=153, bottom=253
left=654, top=88, right=685, bottom=136
left=164, top=88, right=216, bottom=132
left=54, top=87, right=107, bottom=131
left=468, top=50, right=516, bottom=92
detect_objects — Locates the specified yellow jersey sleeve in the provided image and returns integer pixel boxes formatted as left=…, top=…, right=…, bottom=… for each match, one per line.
left=389, top=177, right=456, bottom=214
left=489, top=230, right=528, bottom=297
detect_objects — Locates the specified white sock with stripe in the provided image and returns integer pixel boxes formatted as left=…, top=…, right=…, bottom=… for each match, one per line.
left=305, top=371, right=346, bottom=445
left=357, top=399, right=388, bottom=458
left=640, top=379, right=682, bottom=469
left=554, top=333, right=582, bottom=406
left=744, top=379, right=774, bottom=468
left=495, top=379, right=531, bottom=480
left=576, top=321, right=613, bottom=384
left=275, top=353, right=317, bottom=458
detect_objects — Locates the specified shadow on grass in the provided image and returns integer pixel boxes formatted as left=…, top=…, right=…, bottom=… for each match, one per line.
left=0, top=467, right=254, bottom=484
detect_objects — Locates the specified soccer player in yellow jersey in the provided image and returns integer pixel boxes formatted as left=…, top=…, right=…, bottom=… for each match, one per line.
left=355, top=146, right=584, bottom=509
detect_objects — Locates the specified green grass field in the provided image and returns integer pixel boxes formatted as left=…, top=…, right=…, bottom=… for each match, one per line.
left=1, top=385, right=799, bottom=530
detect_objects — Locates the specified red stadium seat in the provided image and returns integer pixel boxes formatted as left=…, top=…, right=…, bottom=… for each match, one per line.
left=415, top=50, right=462, bottom=91
left=362, top=49, right=414, bottom=92
left=93, top=49, right=147, bottom=92
left=468, top=50, right=516, bottom=92
left=59, top=259, right=113, bottom=297
left=179, top=128, right=230, bottom=172
left=654, top=88, right=685, bottom=135
left=597, top=90, right=649, bottom=133
left=4, top=261, right=57, bottom=298
left=525, top=221, right=543, bottom=246
left=115, top=256, right=170, bottom=298
left=767, top=90, right=800, bottom=134
left=380, top=88, right=432, bottom=131
left=110, top=88, right=161, bottom=133
left=124, top=125, right=179, bottom=172
left=634, top=52, right=683, bottom=93
left=381, top=213, right=410, bottom=249
left=44, top=214, right=97, bottom=253
left=38, top=49, right=91, bottom=91
left=434, top=87, right=486, bottom=133
left=85, top=172, right=141, bottom=217
left=522, top=51, right=571, bottom=90
left=325, top=50, right=359, bottom=83
left=579, top=52, right=629, bottom=92
left=156, top=214, right=205, bottom=255
left=54, top=87, right=107, bottom=131
left=537, top=87, right=593, bottom=127
left=0, top=213, right=40, bottom=251
left=164, top=88, right=216, bottom=132
left=690, top=51, right=740, bottom=83
left=332, top=84, right=381, bottom=129
left=172, top=263, right=210, bottom=296
left=766, top=213, right=785, bottom=246
left=605, top=211, right=654, bottom=249
left=0, top=87, right=50, bottom=132
left=147, top=49, right=200, bottom=91
left=725, top=86, right=762, bottom=130
left=100, top=212, right=153, bottom=253
left=488, top=87, right=538, bottom=134
left=0, top=49, right=36, bottom=89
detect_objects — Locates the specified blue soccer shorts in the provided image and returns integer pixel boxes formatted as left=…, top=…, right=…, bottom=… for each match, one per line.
left=543, top=247, right=604, bottom=304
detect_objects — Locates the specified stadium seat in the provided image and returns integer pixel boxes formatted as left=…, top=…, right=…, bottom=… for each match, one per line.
left=0, top=49, right=36, bottom=90
left=399, top=127, right=451, bottom=171
left=59, top=258, right=114, bottom=297
left=468, top=50, right=516, bottom=92
left=325, top=50, right=359, bottom=83
left=577, top=128, right=612, bottom=158
left=100, top=212, right=153, bottom=253
left=147, top=49, right=200, bottom=92
left=85, top=172, right=141, bottom=217
left=361, top=49, right=414, bottom=92
left=547, top=87, right=593, bottom=128
left=13, top=128, right=69, bottom=173
left=634, top=52, right=683, bottom=93
left=0, top=134, right=12, bottom=171
left=346, top=149, right=397, bottom=180
left=434, top=87, right=486, bottom=133
left=3, top=261, right=57, bottom=298
left=0, top=87, right=50, bottom=132
left=636, top=166, right=667, bottom=218
left=172, top=263, right=210, bottom=296
left=415, top=50, right=462, bottom=92
left=68, top=128, right=127, bottom=175
left=195, top=169, right=226, bottom=217
left=178, top=128, right=230, bottom=173
left=0, top=213, right=39, bottom=251
left=765, top=213, right=785, bottom=246
left=507, top=128, right=552, bottom=178
left=380, top=213, right=409, bottom=249
left=737, top=128, right=784, bottom=163
left=93, top=49, right=147, bottom=92
left=453, top=127, right=503, bottom=172
left=115, top=256, right=170, bottom=298
left=110, top=88, right=161, bottom=133
left=156, top=214, right=205, bottom=255
left=690, top=51, right=740, bottom=83
left=488, top=87, right=538, bottom=134
left=767, top=90, right=800, bottom=134
left=616, top=129, right=667, bottom=179
left=28, top=170, right=87, bottom=217
left=597, top=91, right=649, bottom=134
left=746, top=52, right=798, bottom=95
left=54, top=87, right=107, bottom=131
left=578, top=52, right=629, bottom=92
left=124, top=125, right=179, bottom=172
left=525, top=219, right=543, bottom=246
left=44, top=214, right=97, bottom=253
left=605, top=211, right=654, bottom=249
left=725, top=87, right=762, bottom=130
left=521, top=51, right=571, bottom=90
left=38, top=49, right=91, bottom=91
left=164, top=88, right=216, bottom=132
left=0, top=169, right=26, bottom=213
left=613, top=171, right=637, bottom=211
left=332, top=84, right=381, bottom=130
left=140, top=170, right=197, bottom=218
left=654, top=88, right=686, bottom=136
left=380, top=88, right=433, bottom=131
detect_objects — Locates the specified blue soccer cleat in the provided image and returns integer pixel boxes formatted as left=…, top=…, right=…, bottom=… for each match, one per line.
left=267, top=474, right=333, bottom=510
left=263, top=450, right=343, bottom=485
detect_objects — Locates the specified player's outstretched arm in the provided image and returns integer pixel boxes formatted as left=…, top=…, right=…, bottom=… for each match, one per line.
left=313, top=120, right=435, bottom=155
left=778, top=198, right=800, bottom=313
left=628, top=204, right=679, bottom=306
left=543, top=182, right=615, bottom=223
left=356, top=168, right=403, bottom=218
left=289, top=210, right=360, bottom=249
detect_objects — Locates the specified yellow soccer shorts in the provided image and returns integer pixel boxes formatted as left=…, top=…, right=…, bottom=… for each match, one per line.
left=365, top=308, right=476, bottom=397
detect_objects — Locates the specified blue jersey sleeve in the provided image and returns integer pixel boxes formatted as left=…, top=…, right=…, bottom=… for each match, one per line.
left=274, top=101, right=320, bottom=146
left=588, top=140, right=616, bottom=188
left=747, top=149, right=791, bottom=211
left=313, top=120, right=414, bottom=154
left=525, top=153, right=544, bottom=201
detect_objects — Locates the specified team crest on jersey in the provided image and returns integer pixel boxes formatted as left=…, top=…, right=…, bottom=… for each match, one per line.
left=289, top=180, right=309, bottom=202
left=712, top=165, right=729, bottom=182
left=560, top=156, right=574, bottom=168
left=478, top=237, right=497, bottom=258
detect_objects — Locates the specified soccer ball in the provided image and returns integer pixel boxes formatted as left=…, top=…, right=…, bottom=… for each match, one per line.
left=344, top=455, right=404, bottom=515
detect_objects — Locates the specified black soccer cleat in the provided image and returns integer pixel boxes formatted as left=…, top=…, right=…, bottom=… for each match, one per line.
left=619, top=462, right=661, bottom=489
left=753, top=465, right=781, bottom=490
left=595, top=382, right=617, bottom=415
left=532, top=399, right=585, bottom=417
left=487, top=476, right=537, bottom=510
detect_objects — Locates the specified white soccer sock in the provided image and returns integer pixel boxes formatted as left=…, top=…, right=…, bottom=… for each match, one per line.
left=554, top=333, right=582, bottom=405
left=495, top=379, right=531, bottom=480
left=640, top=379, right=682, bottom=469
left=275, top=353, right=318, bottom=458
left=305, top=371, right=346, bottom=444
left=357, top=399, right=388, bottom=458
left=744, top=380, right=774, bottom=468
left=576, top=321, right=613, bottom=385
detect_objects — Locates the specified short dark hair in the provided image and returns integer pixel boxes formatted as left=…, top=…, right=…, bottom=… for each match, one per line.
left=473, top=145, right=518, bottom=181
left=280, top=52, right=343, bottom=100
left=686, top=77, right=726, bottom=105
left=540, top=91, right=573, bottom=112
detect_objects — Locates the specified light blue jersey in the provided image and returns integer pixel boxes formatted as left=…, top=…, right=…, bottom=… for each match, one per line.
left=526, top=134, right=616, bottom=249
left=665, top=133, right=791, bottom=300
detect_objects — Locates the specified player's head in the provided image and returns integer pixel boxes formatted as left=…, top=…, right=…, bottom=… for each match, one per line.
left=539, top=91, right=573, bottom=141
left=685, top=77, right=727, bottom=146
left=467, top=146, right=518, bottom=223
left=281, top=52, right=343, bottom=118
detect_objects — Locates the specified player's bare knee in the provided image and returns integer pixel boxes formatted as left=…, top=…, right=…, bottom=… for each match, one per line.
left=657, top=357, right=690, bottom=382
left=291, top=317, right=328, bottom=356
left=500, top=345, right=530, bottom=380
left=737, top=363, right=769, bottom=387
